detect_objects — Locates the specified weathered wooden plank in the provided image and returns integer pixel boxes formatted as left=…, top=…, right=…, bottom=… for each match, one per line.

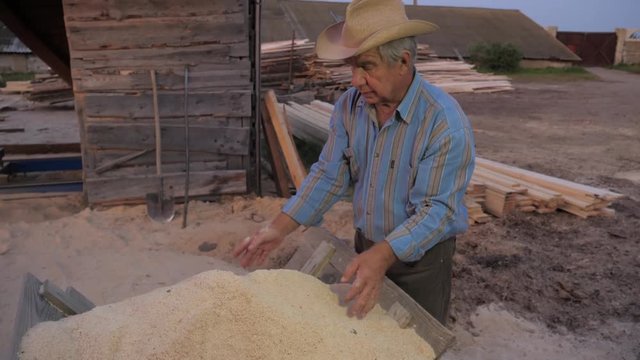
left=91, top=150, right=228, bottom=168
left=86, top=124, right=250, bottom=155
left=72, top=47, right=248, bottom=72
left=85, top=115, right=245, bottom=127
left=66, top=14, right=246, bottom=51
left=72, top=65, right=251, bottom=92
left=83, top=91, right=251, bottom=118
left=86, top=170, right=246, bottom=203
left=70, top=45, right=249, bottom=70
left=98, top=160, right=227, bottom=177
left=63, top=0, right=244, bottom=21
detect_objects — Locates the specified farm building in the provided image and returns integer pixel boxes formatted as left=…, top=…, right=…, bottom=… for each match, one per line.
left=0, top=23, right=48, bottom=73
left=263, top=1, right=582, bottom=68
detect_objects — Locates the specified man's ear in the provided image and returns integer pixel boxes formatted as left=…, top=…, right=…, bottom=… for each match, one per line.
left=399, top=51, right=412, bottom=74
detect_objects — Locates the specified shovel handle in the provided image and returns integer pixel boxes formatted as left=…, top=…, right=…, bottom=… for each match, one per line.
left=150, top=70, right=162, bottom=176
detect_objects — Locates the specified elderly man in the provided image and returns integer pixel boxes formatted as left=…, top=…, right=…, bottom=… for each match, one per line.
left=234, top=0, right=475, bottom=325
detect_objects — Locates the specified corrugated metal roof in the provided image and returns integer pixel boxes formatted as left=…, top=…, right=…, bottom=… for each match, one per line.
left=0, top=23, right=32, bottom=54
left=263, top=0, right=580, bottom=62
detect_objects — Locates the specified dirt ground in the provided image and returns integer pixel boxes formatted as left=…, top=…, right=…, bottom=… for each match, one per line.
left=0, top=67, right=639, bottom=359
left=447, top=67, right=640, bottom=359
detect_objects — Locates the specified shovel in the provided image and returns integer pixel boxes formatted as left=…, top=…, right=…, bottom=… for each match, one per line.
left=146, top=69, right=175, bottom=223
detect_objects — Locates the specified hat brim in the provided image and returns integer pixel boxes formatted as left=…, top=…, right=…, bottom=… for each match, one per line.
left=316, top=20, right=438, bottom=60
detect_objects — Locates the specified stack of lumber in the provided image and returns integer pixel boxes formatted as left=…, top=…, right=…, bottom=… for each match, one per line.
left=261, top=39, right=317, bottom=90
left=1, top=81, right=32, bottom=94
left=317, top=59, right=513, bottom=94
left=311, top=44, right=437, bottom=90
left=27, top=76, right=73, bottom=104
left=474, top=158, right=624, bottom=219
left=416, top=61, right=513, bottom=94
left=280, top=100, right=624, bottom=220
left=0, top=76, right=73, bottom=104
left=260, top=39, right=513, bottom=95
left=465, top=181, right=492, bottom=225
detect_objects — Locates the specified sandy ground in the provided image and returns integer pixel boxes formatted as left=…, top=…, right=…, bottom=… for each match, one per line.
left=1, top=67, right=639, bottom=359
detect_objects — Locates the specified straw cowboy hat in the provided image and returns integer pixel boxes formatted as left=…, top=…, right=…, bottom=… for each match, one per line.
left=316, top=0, right=438, bottom=60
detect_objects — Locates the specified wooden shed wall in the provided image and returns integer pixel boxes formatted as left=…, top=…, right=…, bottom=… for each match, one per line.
left=61, top=0, right=253, bottom=205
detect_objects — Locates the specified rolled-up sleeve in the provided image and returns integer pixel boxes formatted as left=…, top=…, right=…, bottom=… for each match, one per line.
left=385, top=119, right=476, bottom=262
left=282, top=95, right=352, bottom=226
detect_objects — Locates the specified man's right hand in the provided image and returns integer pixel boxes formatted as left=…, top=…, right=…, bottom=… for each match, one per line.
left=232, top=212, right=300, bottom=268
left=233, top=225, right=285, bottom=268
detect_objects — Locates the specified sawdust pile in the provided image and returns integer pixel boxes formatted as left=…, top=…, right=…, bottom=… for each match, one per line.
left=19, top=270, right=435, bottom=360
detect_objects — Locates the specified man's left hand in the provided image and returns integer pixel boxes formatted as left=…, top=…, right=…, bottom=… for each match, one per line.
left=340, top=241, right=397, bottom=318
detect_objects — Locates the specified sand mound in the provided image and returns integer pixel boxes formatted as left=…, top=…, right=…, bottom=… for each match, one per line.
left=19, top=270, right=434, bottom=360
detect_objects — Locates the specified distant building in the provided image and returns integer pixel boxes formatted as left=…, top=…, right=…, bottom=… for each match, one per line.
left=0, top=22, right=48, bottom=73
left=264, top=0, right=582, bottom=68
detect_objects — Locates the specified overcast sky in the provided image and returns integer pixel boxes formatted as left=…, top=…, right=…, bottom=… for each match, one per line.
left=407, top=0, right=640, bottom=32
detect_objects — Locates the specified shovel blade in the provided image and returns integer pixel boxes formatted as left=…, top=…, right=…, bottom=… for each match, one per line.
left=145, top=192, right=175, bottom=223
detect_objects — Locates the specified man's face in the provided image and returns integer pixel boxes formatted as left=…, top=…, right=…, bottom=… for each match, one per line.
left=346, top=48, right=404, bottom=105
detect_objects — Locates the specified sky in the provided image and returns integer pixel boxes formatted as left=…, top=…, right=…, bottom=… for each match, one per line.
left=407, top=0, right=640, bottom=32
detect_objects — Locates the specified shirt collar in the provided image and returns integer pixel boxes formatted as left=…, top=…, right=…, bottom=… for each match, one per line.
left=395, top=69, right=422, bottom=124
left=357, top=69, right=422, bottom=124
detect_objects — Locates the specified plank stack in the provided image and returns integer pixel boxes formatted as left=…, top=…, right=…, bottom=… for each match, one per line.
left=261, top=39, right=317, bottom=90
left=260, top=39, right=513, bottom=96
left=27, top=75, right=74, bottom=104
left=279, top=100, right=624, bottom=221
left=1, top=75, right=73, bottom=104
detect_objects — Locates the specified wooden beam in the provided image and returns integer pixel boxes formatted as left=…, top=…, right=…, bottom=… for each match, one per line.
left=0, top=2, right=71, bottom=84
left=261, top=103, right=291, bottom=198
left=263, top=90, right=307, bottom=190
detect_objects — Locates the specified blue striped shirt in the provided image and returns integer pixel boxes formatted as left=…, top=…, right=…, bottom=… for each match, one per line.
left=283, top=71, right=476, bottom=262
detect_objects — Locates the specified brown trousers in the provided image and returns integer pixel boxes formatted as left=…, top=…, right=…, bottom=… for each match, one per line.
left=354, top=230, right=455, bottom=325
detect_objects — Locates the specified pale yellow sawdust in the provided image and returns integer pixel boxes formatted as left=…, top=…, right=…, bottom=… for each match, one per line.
left=19, top=270, right=435, bottom=360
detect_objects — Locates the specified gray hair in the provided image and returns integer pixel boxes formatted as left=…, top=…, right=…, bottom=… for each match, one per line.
left=377, top=36, right=417, bottom=64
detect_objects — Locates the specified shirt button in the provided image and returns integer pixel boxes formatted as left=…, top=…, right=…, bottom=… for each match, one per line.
left=375, top=153, right=380, bottom=158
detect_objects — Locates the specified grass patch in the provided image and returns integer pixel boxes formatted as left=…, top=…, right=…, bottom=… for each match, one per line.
left=478, top=66, right=598, bottom=81
left=611, top=63, right=640, bottom=74
left=0, top=72, right=35, bottom=87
